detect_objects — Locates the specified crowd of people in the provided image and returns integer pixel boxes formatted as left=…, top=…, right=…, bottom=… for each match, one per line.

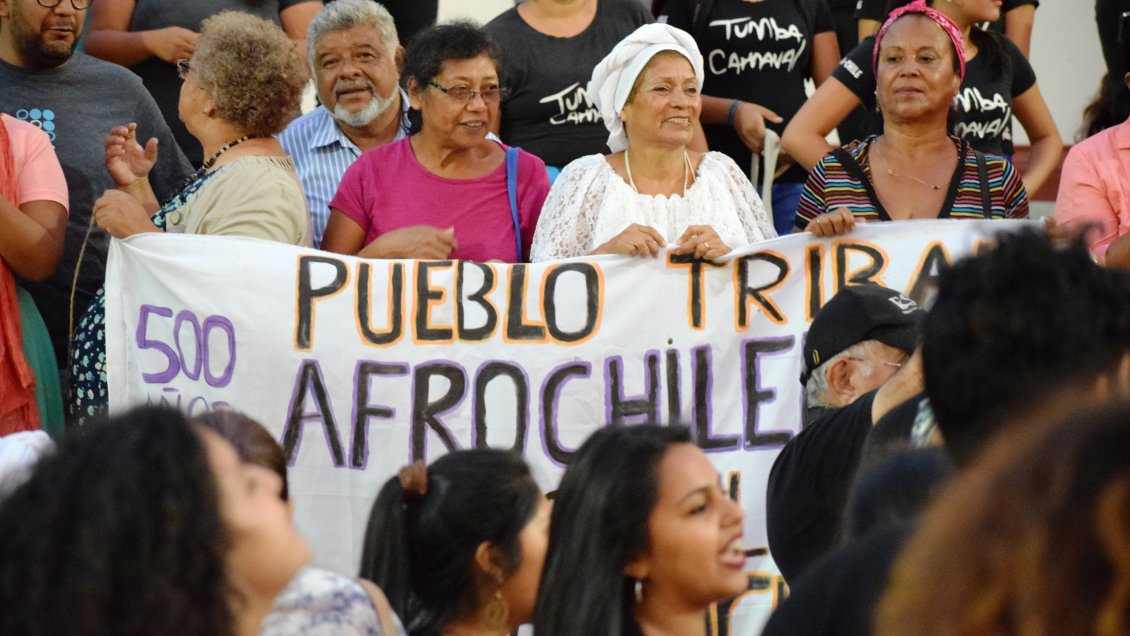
left=4, top=0, right=1130, bottom=633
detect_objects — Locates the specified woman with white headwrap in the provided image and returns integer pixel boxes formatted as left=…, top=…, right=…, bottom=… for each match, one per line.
left=529, top=24, right=776, bottom=262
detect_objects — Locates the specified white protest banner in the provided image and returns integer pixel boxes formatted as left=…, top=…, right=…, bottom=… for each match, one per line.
left=106, top=219, right=1026, bottom=634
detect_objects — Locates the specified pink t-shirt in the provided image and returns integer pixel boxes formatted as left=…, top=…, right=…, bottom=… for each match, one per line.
left=330, top=137, right=549, bottom=263
left=1054, top=118, right=1130, bottom=261
left=2, top=114, right=68, bottom=210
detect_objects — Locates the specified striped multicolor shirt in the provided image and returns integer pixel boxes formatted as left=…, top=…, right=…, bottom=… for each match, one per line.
left=277, top=93, right=410, bottom=247
left=794, top=136, right=1029, bottom=230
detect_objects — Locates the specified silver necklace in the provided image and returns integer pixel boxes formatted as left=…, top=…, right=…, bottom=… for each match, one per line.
left=870, top=139, right=943, bottom=191
left=624, top=149, right=693, bottom=196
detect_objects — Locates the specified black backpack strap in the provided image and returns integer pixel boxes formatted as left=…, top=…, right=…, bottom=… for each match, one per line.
left=831, top=145, right=892, bottom=221
left=974, top=150, right=992, bottom=218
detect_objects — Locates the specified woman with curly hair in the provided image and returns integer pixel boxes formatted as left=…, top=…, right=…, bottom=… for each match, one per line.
left=0, top=405, right=310, bottom=636
left=874, top=401, right=1130, bottom=635
left=69, top=11, right=312, bottom=421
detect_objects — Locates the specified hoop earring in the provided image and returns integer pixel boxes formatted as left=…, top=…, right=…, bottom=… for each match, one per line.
left=634, top=579, right=644, bottom=604
left=483, top=583, right=509, bottom=633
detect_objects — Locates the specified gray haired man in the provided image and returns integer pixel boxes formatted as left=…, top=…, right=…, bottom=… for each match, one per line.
left=278, top=0, right=410, bottom=247
left=766, top=284, right=924, bottom=583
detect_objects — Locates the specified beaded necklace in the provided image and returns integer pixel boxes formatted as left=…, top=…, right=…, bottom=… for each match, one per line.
left=169, top=133, right=264, bottom=199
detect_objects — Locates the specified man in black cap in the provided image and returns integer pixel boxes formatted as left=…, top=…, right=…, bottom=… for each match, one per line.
left=766, top=283, right=925, bottom=584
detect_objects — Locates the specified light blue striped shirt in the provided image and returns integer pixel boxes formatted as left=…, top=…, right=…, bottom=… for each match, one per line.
left=278, top=91, right=410, bottom=247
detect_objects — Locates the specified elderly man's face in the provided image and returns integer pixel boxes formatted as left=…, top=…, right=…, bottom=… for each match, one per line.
left=313, top=25, right=401, bottom=128
left=0, top=0, right=85, bottom=69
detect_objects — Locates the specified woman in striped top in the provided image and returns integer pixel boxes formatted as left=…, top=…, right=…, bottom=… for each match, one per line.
left=795, top=1, right=1028, bottom=236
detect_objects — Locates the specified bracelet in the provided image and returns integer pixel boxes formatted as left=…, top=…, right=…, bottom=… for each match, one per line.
left=726, top=99, right=741, bottom=126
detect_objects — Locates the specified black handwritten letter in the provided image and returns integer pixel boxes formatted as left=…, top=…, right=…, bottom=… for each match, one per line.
left=295, top=256, right=348, bottom=350
left=281, top=360, right=345, bottom=466
left=351, top=361, right=409, bottom=469
left=605, top=352, right=660, bottom=425
left=543, top=263, right=601, bottom=343
left=472, top=362, right=529, bottom=452
left=358, top=262, right=404, bottom=346
left=740, top=337, right=795, bottom=448
left=410, top=362, right=466, bottom=460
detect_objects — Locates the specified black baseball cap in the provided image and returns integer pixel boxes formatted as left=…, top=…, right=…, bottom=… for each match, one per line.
left=800, top=285, right=923, bottom=384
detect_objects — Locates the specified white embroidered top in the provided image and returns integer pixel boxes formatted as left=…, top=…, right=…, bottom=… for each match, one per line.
left=530, top=152, right=776, bottom=261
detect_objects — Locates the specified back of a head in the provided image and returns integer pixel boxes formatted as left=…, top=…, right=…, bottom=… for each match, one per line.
left=923, top=228, right=1130, bottom=465
left=193, top=409, right=289, bottom=500
left=0, top=406, right=232, bottom=636
left=876, top=401, right=1130, bottom=635
left=193, top=11, right=309, bottom=136
left=842, top=446, right=954, bottom=542
left=535, top=424, right=692, bottom=636
left=360, top=448, right=539, bottom=635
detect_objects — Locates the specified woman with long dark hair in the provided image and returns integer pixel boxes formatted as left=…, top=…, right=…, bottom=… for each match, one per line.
left=193, top=409, right=405, bottom=635
left=0, top=405, right=309, bottom=636
left=535, top=425, right=746, bottom=636
left=360, top=449, right=550, bottom=636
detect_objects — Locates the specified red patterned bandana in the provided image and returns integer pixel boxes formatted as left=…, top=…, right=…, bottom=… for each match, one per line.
left=873, top=0, right=966, bottom=80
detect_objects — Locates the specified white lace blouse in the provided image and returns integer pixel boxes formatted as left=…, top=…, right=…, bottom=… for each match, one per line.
left=530, top=152, right=776, bottom=261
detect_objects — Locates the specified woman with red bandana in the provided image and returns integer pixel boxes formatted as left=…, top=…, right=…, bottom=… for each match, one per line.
left=792, top=1, right=1030, bottom=236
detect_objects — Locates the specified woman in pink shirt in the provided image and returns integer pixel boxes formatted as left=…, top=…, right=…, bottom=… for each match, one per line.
left=1055, top=72, right=1130, bottom=266
left=322, top=21, right=550, bottom=263
left=0, top=114, right=68, bottom=435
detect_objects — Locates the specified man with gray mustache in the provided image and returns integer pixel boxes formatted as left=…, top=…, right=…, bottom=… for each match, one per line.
left=278, top=0, right=410, bottom=247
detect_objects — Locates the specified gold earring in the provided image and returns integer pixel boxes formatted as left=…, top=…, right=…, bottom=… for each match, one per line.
left=483, top=587, right=509, bottom=633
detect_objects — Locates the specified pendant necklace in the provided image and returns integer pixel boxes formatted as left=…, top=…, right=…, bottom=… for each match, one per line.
left=624, top=149, right=693, bottom=196
left=870, top=138, right=943, bottom=191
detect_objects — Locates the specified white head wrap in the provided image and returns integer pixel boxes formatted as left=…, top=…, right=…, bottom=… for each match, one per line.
left=587, top=23, right=704, bottom=153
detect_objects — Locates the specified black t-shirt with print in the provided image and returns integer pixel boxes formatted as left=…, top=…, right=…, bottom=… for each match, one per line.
left=485, top=0, right=652, bottom=168
left=661, top=0, right=834, bottom=183
left=832, top=33, right=1035, bottom=156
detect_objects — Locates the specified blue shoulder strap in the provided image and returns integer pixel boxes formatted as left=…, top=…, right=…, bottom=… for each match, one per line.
left=505, top=147, right=523, bottom=262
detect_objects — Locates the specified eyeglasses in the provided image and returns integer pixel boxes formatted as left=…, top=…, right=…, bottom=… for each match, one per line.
left=35, top=0, right=93, bottom=9
left=176, top=59, right=192, bottom=80
left=846, top=356, right=906, bottom=370
left=427, top=81, right=510, bottom=103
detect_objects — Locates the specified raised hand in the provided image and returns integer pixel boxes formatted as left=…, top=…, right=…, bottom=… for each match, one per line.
left=105, top=123, right=159, bottom=191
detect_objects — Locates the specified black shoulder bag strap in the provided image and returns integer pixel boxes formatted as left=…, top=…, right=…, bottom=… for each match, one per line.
left=974, top=149, right=993, bottom=218
left=831, top=146, right=892, bottom=221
